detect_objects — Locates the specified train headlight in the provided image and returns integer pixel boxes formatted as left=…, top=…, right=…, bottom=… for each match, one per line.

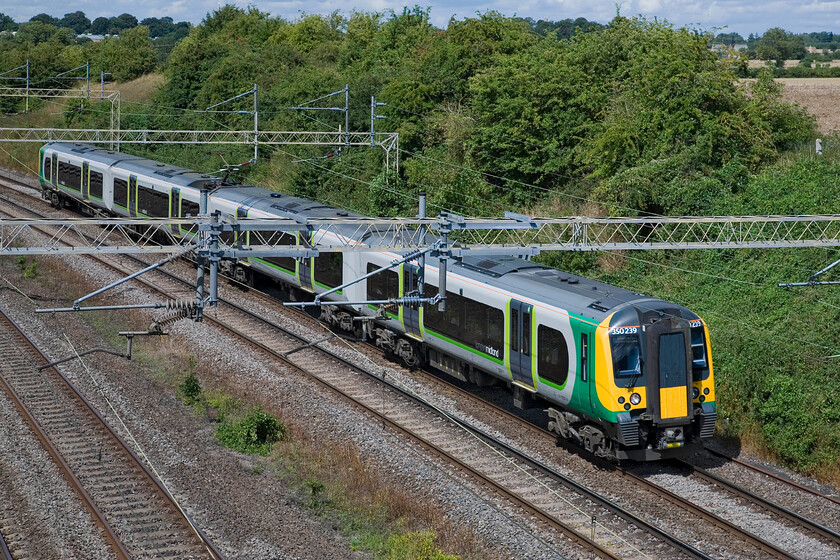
left=629, top=392, right=641, bottom=405
left=692, top=387, right=700, bottom=399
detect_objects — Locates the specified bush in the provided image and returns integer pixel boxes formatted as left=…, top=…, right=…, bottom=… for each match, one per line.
left=178, top=371, right=202, bottom=405
left=216, top=406, right=286, bottom=455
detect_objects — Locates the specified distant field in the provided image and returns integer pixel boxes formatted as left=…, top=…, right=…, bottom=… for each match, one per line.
left=776, top=78, right=840, bottom=134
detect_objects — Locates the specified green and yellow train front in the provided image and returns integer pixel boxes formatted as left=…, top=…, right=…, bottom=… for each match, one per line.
left=589, top=305, right=716, bottom=461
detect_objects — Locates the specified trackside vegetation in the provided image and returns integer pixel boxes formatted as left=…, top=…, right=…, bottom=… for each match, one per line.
left=1, top=4, right=838, bottom=485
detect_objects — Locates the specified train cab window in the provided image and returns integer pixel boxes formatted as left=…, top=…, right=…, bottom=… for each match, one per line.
left=89, top=171, right=103, bottom=199
left=611, top=333, right=642, bottom=388
left=690, top=325, right=710, bottom=381
left=314, top=252, right=342, bottom=288
left=659, top=332, right=687, bottom=389
left=538, top=325, right=569, bottom=386
left=113, top=178, right=128, bottom=208
left=366, top=262, right=399, bottom=300
left=43, top=155, right=51, bottom=181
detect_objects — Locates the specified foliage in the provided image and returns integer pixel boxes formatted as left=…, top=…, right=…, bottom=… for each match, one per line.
left=755, top=28, right=806, bottom=65
left=0, top=12, right=17, bottom=32
left=215, top=406, right=286, bottom=456
left=16, top=256, right=37, bottom=278
left=92, top=26, right=157, bottom=81
left=380, top=531, right=459, bottom=560
left=178, top=370, right=202, bottom=405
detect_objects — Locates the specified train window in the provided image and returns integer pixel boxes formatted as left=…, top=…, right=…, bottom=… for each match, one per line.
left=255, top=230, right=296, bottom=273
left=137, top=185, right=169, bottom=217
left=446, top=292, right=463, bottom=329
left=659, top=333, right=687, bottom=389
left=89, top=171, right=103, bottom=199
left=366, top=262, right=399, bottom=301
left=58, top=161, right=81, bottom=191
left=538, top=325, right=569, bottom=386
left=690, top=326, right=710, bottom=381
left=522, top=311, right=531, bottom=355
left=314, top=252, right=342, bottom=288
left=424, top=288, right=503, bottom=360
left=43, top=154, right=51, bottom=181
left=181, top=198, right=200, bottom=217
left=113, top=178, right=128, bottom=208
left=611, top=333, right=642, bottom=388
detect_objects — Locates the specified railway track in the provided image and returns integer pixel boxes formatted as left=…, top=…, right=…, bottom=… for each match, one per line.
left=0, top=179, right=707, bottom=559
left=2, top=173, right=838, bottom=558
left=0, top=306, right=224, bottom=560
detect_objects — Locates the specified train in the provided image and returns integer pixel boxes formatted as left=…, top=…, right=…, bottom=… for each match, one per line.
left=38, top=141, right=716, bottom=461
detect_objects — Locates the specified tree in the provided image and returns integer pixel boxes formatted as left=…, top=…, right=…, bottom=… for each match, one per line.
left=0, top=12, right=17, bottom=32
left=140, top=16, right=175, bottom=38
left=109, top=13, right=138, bottom=33
left=715, top=32, right=745, bottom=46
left=755, top=27, right=805, bottom=65
left=60, top=11, right=91, bottom=34
left=93, top=25, right=157, bottom=80
left=29, top=13, right=59, bottom=27
left=90, top=17, right=109, bottom=35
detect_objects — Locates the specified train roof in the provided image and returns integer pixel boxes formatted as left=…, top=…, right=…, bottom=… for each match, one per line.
left=448, top=254, right=668, bottom=322
left=210, top=186, right=365, bottom=220
left=44, top=143, right=219, bottom=189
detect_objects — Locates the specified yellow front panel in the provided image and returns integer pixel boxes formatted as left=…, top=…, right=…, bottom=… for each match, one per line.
left=660, top=386, right=688, bottom=419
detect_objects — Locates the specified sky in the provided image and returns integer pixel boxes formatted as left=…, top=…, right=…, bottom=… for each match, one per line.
left=2, top=1, right=839, bottom=38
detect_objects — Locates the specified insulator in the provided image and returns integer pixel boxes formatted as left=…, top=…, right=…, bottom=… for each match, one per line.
left=166, top=299, right=196, bottom=311
left=149, top=300, right=197, bottom=332
left=400, top=296, right=424, bottom=307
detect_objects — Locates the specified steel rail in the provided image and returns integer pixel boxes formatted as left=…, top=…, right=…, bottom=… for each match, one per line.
left=0, top=530, right=14, bottom=560
left=0, top=309, right=132, bottom=560
left=702, top=446, right=840, bottom=507
left=677, top=460, right=840, bottom=547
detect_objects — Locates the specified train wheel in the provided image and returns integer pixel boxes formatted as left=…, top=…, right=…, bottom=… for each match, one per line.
left=50, top=191, right=60, bottom=208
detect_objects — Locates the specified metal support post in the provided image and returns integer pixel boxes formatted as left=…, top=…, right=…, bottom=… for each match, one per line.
left=437, top=215, right=450, bottom=312
left=253, top=83, right=258, bottom=163
left=345, top=84, right=350, bottom=148
left=208, top=211, right=220, bottom=307
left=101, top=71, right=111, bottom=101
left=418, top=191, right=426, bottom=299
left=25, top=60, right=29, bottom=113
left=85, top=61, right=90, bottom=101
left=195, top=190, right=208, bottom=320
left=370, top=96, right=386, bottom=147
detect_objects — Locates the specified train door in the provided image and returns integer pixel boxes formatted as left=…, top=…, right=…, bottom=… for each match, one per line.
left=169, top=188, right=180, bottom=236
left=51, top=154, right=58, bottom=187
left=509, top=299, right=534, bottom=388
left=402, top=264, right=422, bottom=339
left=128, top=175, right=138, bottom=217
left=81, top=162, right=89, bottom=200
left=580, top=332, right=596, bottom=414
left=645, top=319, right=691, bottom=422
left=299, top=233, right=313, bottom=292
